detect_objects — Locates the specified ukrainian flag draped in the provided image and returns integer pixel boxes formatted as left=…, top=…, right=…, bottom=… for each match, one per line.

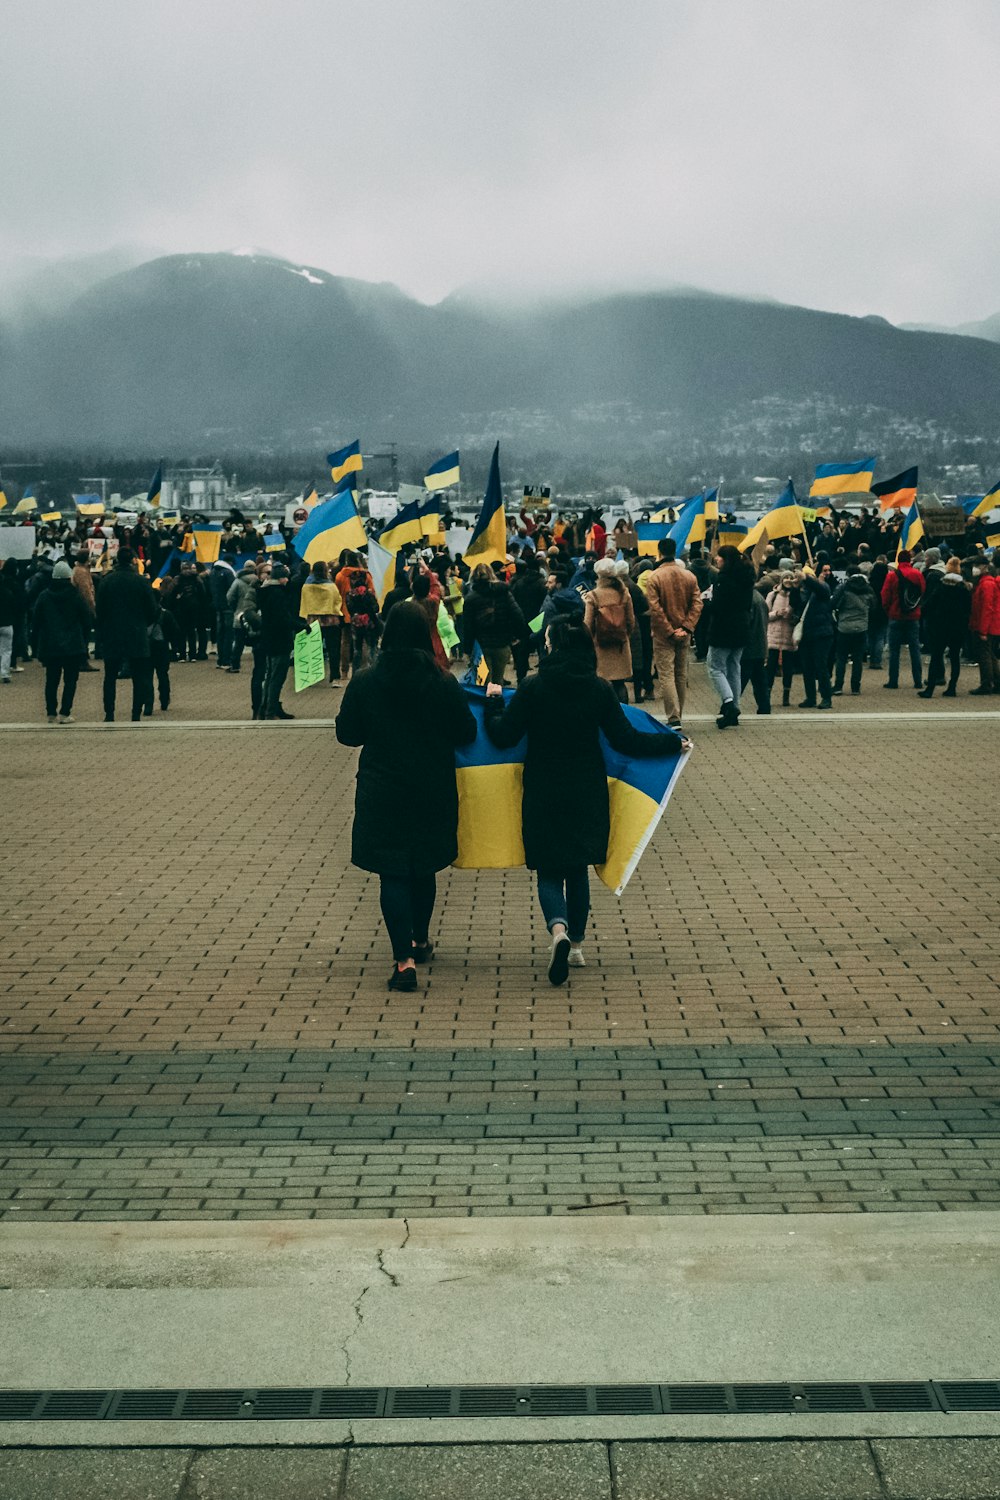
left=192, top=524, right=223, bottom=564
left=146, top=465, right=162, bottom=509
left=871, top=466, right=917, bottom=514
left=739, top=483, right=804, bottom=552
left=424, top=451, right=460, bottom=490
left=897, top=498, right=924, bottom=556
left=464, top=443, right=507, bottom=566
left=328, top=440, right=363, bottom=486
left=810, top=457, right=877, bottom=498
left=292, top=491, right=367, bottom=565
left=453, top=689, right=690, bottom=895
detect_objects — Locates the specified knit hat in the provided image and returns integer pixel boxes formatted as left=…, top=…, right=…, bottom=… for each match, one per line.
left=778, top=557, right=795, bottom=571
left=241, top=560, right=257, bottom=573
left=52, top=560, right=72, bottom=581
left=270, top=563, right=289, bottom=580
left=946, top=556, right=962, bottom=573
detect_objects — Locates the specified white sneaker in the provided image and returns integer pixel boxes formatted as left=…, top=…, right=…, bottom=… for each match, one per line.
left=47, top=715, right=58, bottom=724
left=568, top=946, right=586, bottom=968
left=58, top=715, right=75, bottom=725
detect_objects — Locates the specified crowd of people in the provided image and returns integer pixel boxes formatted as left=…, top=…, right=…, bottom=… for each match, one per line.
left=0, top=501, right=998, bottom=727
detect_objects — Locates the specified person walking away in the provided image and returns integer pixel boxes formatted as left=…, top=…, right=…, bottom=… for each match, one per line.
left=346, top=569, right=381, bottom=674
left=143, top=595, right=172, bottom=715
left=584, top=557, right=635, bottom=703
left=969, top=557, right=1000, bottom=695
left=31, top=560, right=93, bottom=723
left=335, top=601, right=477, bottom=991
left=765, top=570, right=798, bottom=706
left=227, top=560, right=262, bottom=674
left=259, top=563, right=297, bottom=720
left=484, top=620, right=687, bottom=985
left=619, top=559, right=653, bottom=703
left=334, top=549, right=374, bottom=678
left=881, top=550, right=925, bottom=690
left=298, top=559, right=344, bottom=685
left=0, top=558, right=18, bottom=683
left=510, top=559, right=546, bottom=681
left=644, top=537, right=703, bottom=725
left=166, top=561, right=207, bottom=662
left=94, top=548, right=156, bottom=722
left=867, top=556, right=891, bottom=671
left=740, top=587, right=771, bottom=714
left=797, top=565, right=835, bottom=709
left=209, top=554, right=237, bottom=669
left=71, top=552, right=98, bottom=670
left=462, top=563, right=526, bottom=685
left=409, top=566, right=451, bottom=671
left=707, top=545, right=754, bottom=728
left=831, top=566, right=874, bottom=695
left=920, top=557, right=971, bottom=698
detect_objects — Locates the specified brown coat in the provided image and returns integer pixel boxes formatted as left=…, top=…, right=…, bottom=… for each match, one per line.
left=72, top=562, right=95, bottom=613
left=584, top=583, right=635, bottom=682
left=644, top=561, right=702, bottom=644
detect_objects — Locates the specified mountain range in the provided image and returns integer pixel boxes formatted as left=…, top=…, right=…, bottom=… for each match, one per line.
left=2, top=251, right=1000, bottom=484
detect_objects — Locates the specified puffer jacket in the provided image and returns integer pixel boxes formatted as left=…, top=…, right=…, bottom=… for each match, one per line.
left=765, top=586, right=796, bottom=651
left=970, top=572, right=1000, bottom=635
left=831, top=574, right=874, bottom=633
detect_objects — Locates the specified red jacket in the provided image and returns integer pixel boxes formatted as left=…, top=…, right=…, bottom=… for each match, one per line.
left=970, top=572, right=1000, bottom=635
left=881, top=563, right=924, bottom=621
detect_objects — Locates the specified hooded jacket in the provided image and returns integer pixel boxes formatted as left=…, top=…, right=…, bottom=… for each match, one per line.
left=831, top=574, right=874, bottom=633
left=923, top=572, right=972, bottom=645
left=31, top=578, right=93, bottom=661
left=881, top=562, right=924, bottom=621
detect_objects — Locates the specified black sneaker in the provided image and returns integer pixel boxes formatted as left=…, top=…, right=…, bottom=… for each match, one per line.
left=274, top=708, right=296, bottom=720
left=412, top=942, right=434, bottom=964
left=548, top=934, right=571, bottom=986
left=387, top=965, right=418, bottom=992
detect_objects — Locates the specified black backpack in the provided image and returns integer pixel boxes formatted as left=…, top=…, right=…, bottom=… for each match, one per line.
left=898, top=574, right=922, bottom=614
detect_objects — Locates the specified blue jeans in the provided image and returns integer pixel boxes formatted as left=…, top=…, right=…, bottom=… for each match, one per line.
left=537, top=868, right=590, bottom=943
left=887, top=619, right=922, bottom=687
left=707, top=645, right=743, bottom=705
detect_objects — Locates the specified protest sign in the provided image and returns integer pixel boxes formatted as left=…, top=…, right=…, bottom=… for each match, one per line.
left=293, top=622, right=326, bottom=691
left=0, top=527, right=36, bottom=560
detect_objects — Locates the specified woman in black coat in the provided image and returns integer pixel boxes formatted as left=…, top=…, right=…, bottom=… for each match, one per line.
left=335, top=601, right=477, bottom=992
left=707, top=545, right=755, bottom=728
left=919, top=565, right=972, bottom=698
left=484, top=619, right=687, bottom=986
left=31, top=561, right=93, bottom=723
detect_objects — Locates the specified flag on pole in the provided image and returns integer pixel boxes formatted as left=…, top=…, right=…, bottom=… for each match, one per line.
left=292, top=491, right=367, bottom=565
left=739, top=483, right=804, bottom=552
left=464, top=443, right=507, bottom=566
left=635, top=522, right=672, bottom=557
left=424, top=451, right=460, bottom=490
left=302, top=484, right=320, bottom=510
left=965, top=482, right=1000, bottom=520
left=378, top=495, right=430, bottom=552
left=871, top=467, right=918, bottom=513
left=896, top=498, right=924, bottom=556
left=667, top=493, right=709, bottom=549
left=327, top=440, right=363, bottom=485
left=366, top=536, right=397, bottom=606
left=146, top=465, right=162, bottom=509
left=810, top=457, right=877, bottom=498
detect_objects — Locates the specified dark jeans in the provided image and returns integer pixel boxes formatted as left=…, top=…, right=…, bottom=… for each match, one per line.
left=740, top=656, right=770, bottom=711
left=378, top=872, right=437, bottom=963
left=215, top=609, right=234, bottom=668
left=766, top=647, right=798, bottom=697
left=928, top=641, right=961, bottom=690
left=263, top=652, right=290, bottom=716
left=834, top=631, right=866, bottom=692
left=799, top=637, right=833, bottom=704
left=44, top=657, right=81, bottom=717
left=868, top=618, right=887, bottom=670
left=144, top=641, right=171, bottom=712
left=103, top=656, right=153, bottom=721
left=230, top=621, right=248, bottom=671
left=887, top=619, right=922, bottom=687
left=537, top=867, right=590, bottom=943
left=321, top=624, right=341, bottom=681
left=250, top=644, right=268, bottom=716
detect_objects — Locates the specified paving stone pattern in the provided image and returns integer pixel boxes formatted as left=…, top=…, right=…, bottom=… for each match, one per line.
left=1, top=704, right=999, bottom=1221
left=4, top=1440, right=1000, bottom=1500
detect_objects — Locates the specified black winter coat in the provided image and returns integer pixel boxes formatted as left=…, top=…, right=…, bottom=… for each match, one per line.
left=95, top=567, right=156, bottom=658
left=32, top=580, right=93, bottom=662
left=258, top=582, right=297, bottom=654
left=707, top=564, right=755, bottom=648
left=799, top=575, right=835, bottom=641
left=335, top=650, right=477, bottom=876
left=923, top=576, right=972, bottom=646
left=484, top=654, right=683, bottom=871
left=463, top=582, right=526, bottom=652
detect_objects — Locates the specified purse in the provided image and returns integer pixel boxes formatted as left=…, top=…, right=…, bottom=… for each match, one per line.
left=791, top=598, right=810, bottom=648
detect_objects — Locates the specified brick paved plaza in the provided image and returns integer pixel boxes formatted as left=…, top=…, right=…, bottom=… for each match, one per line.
left=1, top=658, right=999, bottom=1222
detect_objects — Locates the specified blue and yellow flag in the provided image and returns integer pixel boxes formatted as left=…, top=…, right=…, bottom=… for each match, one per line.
left=464, top=443, right=507, bottom=566
left=897, top=498, right=924, bottom=556
left=635, top=522, right=672, bottom=558
left=366, top=536, right=397, bottom=606
left=264, top=532, right=286, bottom=553
left=667, top=492, right=709, bottom=549
left=964, top=482, right=1000, bottom=520
left=424, top=451, right=460, bottom=491
left=702, top=486, right=719, bottom=521
left=292, top=491, right=366, bottom=565
left=303, top=484, right=320, bottom=511
left=328, top=440, right=363, bottom=485
left=453, top=688, right=689, bottom=895
left=739, top=483, right=803, bottom=552
left=378, top=495, right=429, bottom=553
left=716, top=521, right=748, bottom=548
left=192, top=524, right=223, bottom=564
left=74, top=494, right=104, bottom=517
left=0, top=490, right=7, bottom=511
left=810, top=457, right=877, bottom=498
left=146, top=465, right=162, bottom=509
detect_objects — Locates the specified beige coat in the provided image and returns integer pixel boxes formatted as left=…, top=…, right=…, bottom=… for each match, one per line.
left=584, top=583, right=635, bottom=683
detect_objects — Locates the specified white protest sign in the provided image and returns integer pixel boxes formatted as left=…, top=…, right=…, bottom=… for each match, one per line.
left=445, top=525, right=473, bottom=555
left=0, top=527, right=36, bottom=560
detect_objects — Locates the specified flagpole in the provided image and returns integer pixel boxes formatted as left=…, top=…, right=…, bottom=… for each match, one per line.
left=795, top=475, right=815, bottom=566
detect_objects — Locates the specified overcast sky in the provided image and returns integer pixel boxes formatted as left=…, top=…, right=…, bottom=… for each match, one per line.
left=2, top=0, right=998, bottom=323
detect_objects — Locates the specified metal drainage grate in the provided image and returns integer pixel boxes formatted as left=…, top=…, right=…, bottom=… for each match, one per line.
left=1, top=1381, right=999, bottom=1422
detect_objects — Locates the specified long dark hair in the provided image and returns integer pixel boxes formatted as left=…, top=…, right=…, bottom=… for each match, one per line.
left=379, top=600, right=435, bottom=658
left=544, top=618, right=597, bottom=673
